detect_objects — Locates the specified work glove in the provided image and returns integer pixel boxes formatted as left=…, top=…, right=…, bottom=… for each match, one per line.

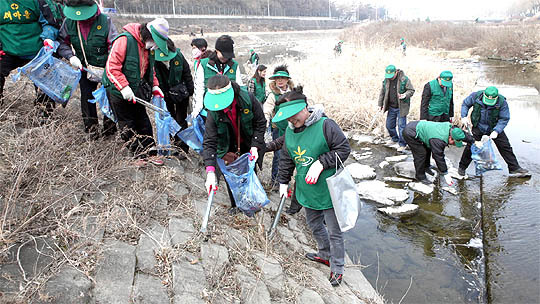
left=461, top=116, right=472, bottom=130
left=305, top=160, right=324, bottom=185
left=43, top=39, right=54, bottom=50
left=398, top=93, right=406, bottom=100
left=69, top=56, right=83, bottom=70
left=279, top=184, right=288, bottom=198
left=474, top=141, right=483, bottom=148
left=152, top=86, right=164, bottom=98
left=0, top=50, right=5, bottom=61
left=249, top=147, right=258, bottom=162
left=443, top=174, right=454, bottom=186
left=489, top=131, right=498, bottom=139
left=120, top=86, right=135, bottom=104
left=205, top=171, right=218, bottom=195
left=449, top=117, right=453, bottom=124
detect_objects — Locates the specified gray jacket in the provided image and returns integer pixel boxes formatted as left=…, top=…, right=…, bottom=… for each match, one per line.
left=377, top=70, right=415, bottom=117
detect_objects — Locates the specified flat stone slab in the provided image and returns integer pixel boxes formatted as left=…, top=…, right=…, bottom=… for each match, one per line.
left=136, top=234, right=159, bottom=273
left=408, top=182, right=434, bottom=195
left=442, top=186, right=458, bottom=195
left=378, top=161, right=389, bottom=169
left=383, top=176, right=413, bottom=183
left=235, top=265, right=271, bottom=304
left=224, top=228, right=249, bottom=251
left=344, top=255, right=384, bottom=304
left=201, top=243, right=229, bottom=276
left=448, top=167, right=468, bottom=180
left=351, top=134, right=374, bottom=144
left=378, top=204, right=419, bottom=218
left=169, top=217, right=196, bottom=246
left=172, top=261, right=206, bottom=300
left=173, top=294, right=206, bottom=304
left=132, top=273, right=169, bottom=304
left=393, top=161, right=416, bottom=179
left=298, top=288, right=325, bottom=304
left=143, top=190, right=168, bottom=212
left=356, top=180, right=409, bottom=206
left=37, top=266, right=92, bottom=304
left=94, top=240, right=136, bottom=304
left=385, top=155, right=409, bottom=162
left=346, top=163, right=376, bottom=180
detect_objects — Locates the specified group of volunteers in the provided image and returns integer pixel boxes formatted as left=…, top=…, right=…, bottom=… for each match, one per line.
left=0, top=0, right=530, bottom=289
left=378, top=65, right=530, bottom=185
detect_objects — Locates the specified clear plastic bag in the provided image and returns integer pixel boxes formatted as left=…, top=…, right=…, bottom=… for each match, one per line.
left=12, top=43, right=81, bottom=105
left=217, top=153, right=269, bottom=217
left=153, top=96, right=181, bottom=156
left=177, top=115, right=205, bottom=154
left=471, top=138, right=502, bottom=176
left=88, top=85, right=116, bottom=122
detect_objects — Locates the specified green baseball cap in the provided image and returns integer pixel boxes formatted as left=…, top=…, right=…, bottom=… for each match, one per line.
left=385, top=65, right=396, bottom=79
left=439, top=71, right=453, bottom=87
left=63, top=3, right=97, bottom=21
left=154, top=48, right=177, bottom=62
left=147, top=18, right=170, bottom=57
left=269, top=70, right=290, bottom=80
left=204, top=82, right=235, bottom=111
left=483, top=86, right=499, bottom=106
left=451, top=127, right=465, bottom=148
left=272, top=99, right=307, bottom=123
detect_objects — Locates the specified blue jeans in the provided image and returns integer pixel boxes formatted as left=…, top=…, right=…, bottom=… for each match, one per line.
left=386, top=107, right=407, bottom=147
left=271, top=127, right=280, bottom=183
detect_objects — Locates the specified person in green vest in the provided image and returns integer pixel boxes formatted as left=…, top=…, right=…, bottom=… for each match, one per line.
left=42, top=0, right=64, bottom=29
left=155, top=38, right=194, bottom=159
left=102, top=18, right=172, bottom=166
left=247, top=64, right=267, bottom=103
left=0, top=0, right=59, bottom=120
left=190, top=37, right=209, bottom=72
left=458, top=86, right=530, bottom=177
left=274, top=87, right=351, bottom=286
left=263, top=64, right=294, bottom=187
left=58, top=0, right=118, bottom=139
left=191, top=35, right=243, bottom=118
left=247, top=48, right=259, bottom=68
left=403, top=120, right=473, bottom=185
left=202, top=75, right=266, bottom=214
left=420, top=71, right=454, bottom=122
left=378, top=65, right=415, bottom=152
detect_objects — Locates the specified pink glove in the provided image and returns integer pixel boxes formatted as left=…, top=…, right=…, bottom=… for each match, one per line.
left=249, top=147, right=258, bottom=162
left=0, top=50, right=5, bottom=61
left=43, top=39, right=54, bottom=50
left=152, top=86, right=164, bottom=98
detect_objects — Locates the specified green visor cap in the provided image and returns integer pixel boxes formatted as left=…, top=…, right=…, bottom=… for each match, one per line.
left=150, top=25, right=169, bottom=56
left=385, top=65, right=396, bottom=78
left=204, top=83, right=235, bottom=111
left=154, top=48, right=177, bottom=62
left=440, top=70, right=453, bottom=87
left=269, top=71, right=290, bottom=79
left=451, top=128, right=465, bottom=148
left=272, top=99, right=307, bottom=123
left=483, top=86, right=499, bottom=106
left=63, top=3, right=98, bottom=21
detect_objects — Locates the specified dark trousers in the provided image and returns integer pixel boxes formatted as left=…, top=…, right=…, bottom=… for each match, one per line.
left=305, top=207, right=345, bottom=274
left=427, top=113, right=450, bottom=122
left=164, top=95, right=189, bottom=152
left=0, top=53, right=55, bottom=116
left=79, top=72, right=116, bottom=135
left=458, top=127, right=520, bottom=171
left=271, top=127, right=281, bottom=183
left=403, top=121, right=431, bottom=181
left=108, top=90, right=155, bottom=157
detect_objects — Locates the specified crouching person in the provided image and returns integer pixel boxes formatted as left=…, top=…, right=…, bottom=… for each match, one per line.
left=203, top=75, right=266, bottom=214
left=274, top=87, right=351, bottom=286
left=102, top=18, right=171, bottom=165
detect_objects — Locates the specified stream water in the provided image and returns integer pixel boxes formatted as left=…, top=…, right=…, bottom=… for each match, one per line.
left=231, top=31, right=539, bottom=303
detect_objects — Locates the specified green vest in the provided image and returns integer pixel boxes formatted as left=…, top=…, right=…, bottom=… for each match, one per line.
left=285, top=118, right=335, bottom=210
left=156, top=48, right=184, bottom=89
left=415, top=121, right=451, bottom=149
left=471, top=91, right=503, bottom=129
left=65, top=14, right=109, bottom=67
left=428, top=79, right=452, bottom=116
left=250, top=52, right=258, bottom=64
left=102, top=32, right=155, bottom=98
left=272, top=92, right=289, bottom=137
left=383, top=76, right=410, bottom=103
left=44, top=0, right=63, bottom=22
left=208, top=87, right=254, bottom=158
left=252, top=78, right=266, bottom=103
left=0, top=0, right=43, bottom=57
left=200, top=57, right=239, bottom=89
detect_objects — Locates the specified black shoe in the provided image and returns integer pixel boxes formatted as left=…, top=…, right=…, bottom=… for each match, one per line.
left=458, top=168, right=466, bottom=177
left=228, top=207, right=241, bottom=215
left=329, top=272, right=343, bottom=286
left=305, top=253, right=330, bottom=267
left=285, top=206, right=302, bottom=215
left=425, top=168, right=435, bottom=176
left=509, top=167, right=531, bottom=177
left=418, top=178, right=432, bottom=185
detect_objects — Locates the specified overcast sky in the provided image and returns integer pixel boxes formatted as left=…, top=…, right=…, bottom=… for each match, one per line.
left=338, top=0, right=514, bottom=20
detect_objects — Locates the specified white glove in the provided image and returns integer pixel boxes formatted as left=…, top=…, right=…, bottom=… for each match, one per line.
left=279, top=184, right=288, bottom=198
left=120, top=86, right=135, bottom=103
left=489, top=131, right=498, bottom=139
left=305, top=160, right=324, bottom=185
left=474, top=141, right=483, bottom=148
left=249, top=147, right=258, bottom=162
left=205, top=171, right=217, bottom=195
left=69, top=56, right=83, bottom=70
left=152, top=86, right=164, bottom=98
left=462, top=116, right=472, bottom=129
left=43, top=38, right=54, bottom=49
left=443, top=174, right=454, bottom=186
left=398, top=93, right=406, bottom=100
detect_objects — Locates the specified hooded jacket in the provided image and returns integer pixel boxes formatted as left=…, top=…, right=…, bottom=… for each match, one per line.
left=377, top=69, right=414, bottom=117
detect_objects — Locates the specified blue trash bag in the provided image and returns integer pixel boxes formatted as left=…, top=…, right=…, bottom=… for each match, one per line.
left=152, top=96, right=181, bottom=156
left=177, top=114, right=205, bottom=154
left=88, top=85, right=117, bottom=122
left=12, top=42, right=81, bottom=105
left=217, top=153, right=270, bottom=217
left=471, top=138, right=502, bottom=176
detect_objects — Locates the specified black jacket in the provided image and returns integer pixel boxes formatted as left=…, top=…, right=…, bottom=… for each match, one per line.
left=277, top=117, right=351, bottom=184
left=202, top=83, right=266, bottom=168
left=420, top=82, right=454, bottom=120
left=154, top=55, right=194, bottom=97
